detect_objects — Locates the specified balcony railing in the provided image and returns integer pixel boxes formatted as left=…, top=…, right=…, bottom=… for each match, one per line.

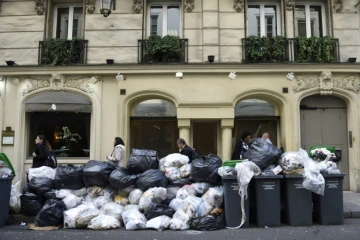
left=242, top=37, right=339, bottom=63
left=38, top=39, right=88, bottom=65
left=138, top=38, right=188, bottom=64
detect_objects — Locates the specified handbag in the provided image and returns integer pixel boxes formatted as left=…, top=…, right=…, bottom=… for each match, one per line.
left=45, top=148, right=57, bottom=169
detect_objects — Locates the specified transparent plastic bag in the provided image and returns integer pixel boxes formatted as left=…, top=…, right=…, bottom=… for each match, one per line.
left=159, top=153, right=189, bottom=172
left=169, top=198, right=185, bottom=212
left=302, top=155, right=325, bottom=196
left=217, top=166, right=237, bottom=177
left=101, top=202, right=124, bottom=221
left=64, top=204, right=88, bottom=229
left=179, top=164, right=191, bottom=178
left=122, top=206, right=147, bottom=230
left=201, top=187, right=224, bottom=207
left=165, top=167, right=181, bottom=182
left=114, top=195, right=129, bottom=206
left=191, top=182, right=212, bottom=195
left=183, top=195, right=203, bottom=218
left=76, top=208, right=101, bottom=228
left=28, top=166, right=56, bottom=181
left=279, top=149, right=306, bottom=172
left=63, top=194, right=82, bottom=210
left=139, top=187, right=167, bottom=211
left=72, top=187, right=87, bottom=197
left=146, top=216, right=171, bottom=231
left=117, top=185, right=135, bottom=197
left=9, top=181, right=22, bottom=213
left=99, top=185, right=117, bottom=197
left=87, top=186, right=103, bottom=198
left=93, top=196, right=112, bottom=209
left=88, top=214, right=121, bottom=230
left=197, top=201, right=213, bottom=217
left=176, top=185, right=196, bottom=199
left=128, top=189, right=143, bottom=205
left=169, top=210, right=191, bottom=230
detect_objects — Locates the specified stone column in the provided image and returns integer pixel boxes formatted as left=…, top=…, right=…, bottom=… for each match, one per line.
left=178, top=119, right=191, bottom=145
left=221, top=119, right=234, bottom=161
left=285, top=0, right=295, bottom=38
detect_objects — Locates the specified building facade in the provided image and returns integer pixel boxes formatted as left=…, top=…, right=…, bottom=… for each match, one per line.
left=0, top=0, right=360, bottom=192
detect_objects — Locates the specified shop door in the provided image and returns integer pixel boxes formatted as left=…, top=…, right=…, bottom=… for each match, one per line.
left=300, top=107, right=349, bottom=190
left=192, top=122, right=218, bottom=156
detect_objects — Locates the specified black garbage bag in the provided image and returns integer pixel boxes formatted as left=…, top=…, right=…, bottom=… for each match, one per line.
left=190, top=214, right=225, bottom=231
left=163, top=186, right=180, bottom=205
left=54, top=164, right=85, bottom=190
left=28, top=177, right=54, bottom=195
left=244, top=138, right=282, bottom=170
left=43, top=190, right=58, bottom=200
left=108, top=167, right=137, bottom=190
left=136, top=169, right=168, bottom=191
left=82, top=160, right=116, bottom=187
left=127, top=149, right=159, bottom=174
left=145, top=204, right=175, bottom=220
left=35, top=199, right=65, bottom=227
left=170, top=178, right=194, bottom=187
left=190, top=154, right=222, bottom=184
left=23, top=183, right=31, bottom=194
left=163, top=196, right=175, bottom=205
left=20, top=193, right=44, bottom=216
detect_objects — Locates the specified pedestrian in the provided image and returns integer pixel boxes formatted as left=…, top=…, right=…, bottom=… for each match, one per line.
left=232, top=131, right=252, bottom=160
left=177, top=138, right=195, bottom=163
left=262, top=132, right=272, bottom=144
left=32, top=135, right=48, bottom=168
left=106, top=137, right=125, bottom=167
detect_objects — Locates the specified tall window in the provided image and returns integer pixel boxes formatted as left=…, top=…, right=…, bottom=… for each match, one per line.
left=295, top=3, right=326, bottom=37
left=148, top=2, right=181, bottom=37
left=247, top=3, right=280, bottom=37
left=53, top=5, right=83, bottom=39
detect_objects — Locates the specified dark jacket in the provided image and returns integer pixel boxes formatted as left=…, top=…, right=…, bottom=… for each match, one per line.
left=232, top=139, right=248, bottom=160
left=180, top=145, right=195, bottom=163
left=32, top=142, right=48, bottom=168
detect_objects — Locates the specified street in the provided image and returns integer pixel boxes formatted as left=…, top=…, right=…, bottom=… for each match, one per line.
left=1, top=219, right=360, bottom=240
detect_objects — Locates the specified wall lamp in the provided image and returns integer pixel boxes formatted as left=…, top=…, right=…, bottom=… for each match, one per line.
left=116, top=73, right=126, bottom=81
left=100, top=0, right=116, bottom=17
left=176, top=72, right=183, bottom=79
left=286, top=72, right=295, bottom=81
left=228, top=72, right=236, bottom=80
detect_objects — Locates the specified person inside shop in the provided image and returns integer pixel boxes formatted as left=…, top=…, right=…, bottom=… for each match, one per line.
left=32, top=135, right=50, bottom=168
left=177, top=138, right=195, bottom=163
left=232, top=131, right=252, bottom=160
left=106, top=137, right=125, bottom=167
left=262, top=132, right=272, bottom=144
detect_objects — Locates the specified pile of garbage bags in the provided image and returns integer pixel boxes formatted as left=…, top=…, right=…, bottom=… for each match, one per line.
left=13, top=150, right=225, bottom=231
left=0, top=160, right=13, bottom=178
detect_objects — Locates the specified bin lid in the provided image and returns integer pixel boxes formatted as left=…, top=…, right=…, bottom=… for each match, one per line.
left=283, top=174, right=304, bottom=179
left=253, top=175, right=283, bottom=179
left=221, top=176, right=237, bottom=180
left=0, top=153, right=16, bottom=177
left=222, top=160, right=247, bottom=168
left=321, top=173, right=346, bottom=178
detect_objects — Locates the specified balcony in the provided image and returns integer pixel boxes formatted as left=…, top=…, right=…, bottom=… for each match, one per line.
left=38, top=39, right=88, bottom=65
left=242, top=36, right=339, bottom=63
left=138, top=36, right=188, bottom=64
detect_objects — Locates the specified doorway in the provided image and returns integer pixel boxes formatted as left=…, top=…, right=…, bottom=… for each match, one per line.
left=192, top=121, right=218, bottom=156
left=300, top=95, right=349, bottom=190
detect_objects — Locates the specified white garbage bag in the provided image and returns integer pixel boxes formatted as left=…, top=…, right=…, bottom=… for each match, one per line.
left=72, top=187, right=87, bottom=197
left=118, top=185, right=135, bottom=197
left=192, top=182, right=212, bottom=195
left=28, top=166, right=56, bottom=181
left=76, top=207, right=102, bottom=228
left=100, top=186, right=117, bottom=197
left=63, top=194, right=83, bottom=210
left=169, top=198, right=185, bottom=212
left=129, top=189, right=143, bottom=205
left=197, top=201, right=213, bottom=217
left=183, top=195, right=203, bottom=218
left=55, top=189, right=72, bottom=199
left=139, top=187, right=167, bottom=211
left=93, top=196, right=112, bottom=209
left=101, top=202, right=124, bottom=221
left=114, top=195, right=129, bottom=206
left=146, top=216, right=171, bottom=231
left=159, top=153, right=189, bottom=171
left=88, top=214, right=121, bottom=230
left=87, top=186, right=103, bottom=198
left=202, top=187, right=224, bottom=207
left=279, top=149, right=306, bottom=171
left=179, top=164, right=191, bottom=178
left=169, top=210, right=191, bottom=230
left=165, top=167, right=181, bottom=182
left=9, top=181, right=22, bottom=213
left=176, top=185, right=196, bottom=200
left=64, top=204, right=88, bottom=228
left=122, top=205, right=147, bottom=230
left=217, top=166, right=237, bottom=177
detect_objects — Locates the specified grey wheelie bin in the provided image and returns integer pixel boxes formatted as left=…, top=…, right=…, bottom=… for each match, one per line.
left=0, top=176, right=14, bottom=227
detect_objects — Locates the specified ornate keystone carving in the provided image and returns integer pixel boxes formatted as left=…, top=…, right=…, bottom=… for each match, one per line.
left=23, top=74, right=96, bottom=96
left=133, top=0, right=143, bottom=14
left=86, top=0, right=96, bottom=14
left=184, top=0, right=194, bottom=13
left=286, top=0, right=295, bottom=11
left=333, top=0, right=343, bottom=13
left=293, top=76, right=320, bottom=92
left=35, top=0, right=45, bottom=15
left=319, top=71, right=333, bottom=95
left=234, top=0, right=244, bottom=12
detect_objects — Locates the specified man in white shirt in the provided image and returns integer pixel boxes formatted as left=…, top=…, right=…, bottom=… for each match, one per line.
left=262, top=132, right=272, bottom=144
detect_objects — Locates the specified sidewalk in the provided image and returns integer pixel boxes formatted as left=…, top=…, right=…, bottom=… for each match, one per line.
left=344, top=191, right=360, bottom=219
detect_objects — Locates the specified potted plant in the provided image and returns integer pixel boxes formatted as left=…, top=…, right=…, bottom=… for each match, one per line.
left=145, top=35, right=163, bottom=62
left=106, top=59, right=114, bottom=64
left=271, top=36, right=286, bottom=61
left=208, top=55, right=215, bottom=63
left=161, top=35, right=181, bottom=62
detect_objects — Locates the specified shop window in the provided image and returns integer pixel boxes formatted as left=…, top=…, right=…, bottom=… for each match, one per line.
left=53, top=5, right=83, bottom=39
left=147, top=1, right=181, bottom=37
left=295, top=3, right=326, bottom=37
left=247, top=2, right=280, bottom=37
left=131, top=99, right=178, bottom=157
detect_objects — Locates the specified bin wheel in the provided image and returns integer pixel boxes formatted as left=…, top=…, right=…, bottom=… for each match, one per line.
left=5, top=214, right=14, bottom=226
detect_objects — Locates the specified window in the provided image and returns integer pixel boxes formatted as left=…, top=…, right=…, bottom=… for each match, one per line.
left=148, top=2, right=181, bottom=37
left=295, top=3, right=326, bottom=37
left=247, top=3, right=280, bottom=37
left=53, top=5, right=83, bottom=39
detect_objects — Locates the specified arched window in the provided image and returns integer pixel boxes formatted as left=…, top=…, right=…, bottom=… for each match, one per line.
left=235, top=99, right=275, bottom=116
left=132, top=99, right=176, bottom=117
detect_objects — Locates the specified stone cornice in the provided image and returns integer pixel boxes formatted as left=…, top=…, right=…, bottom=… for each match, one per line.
left=1, top=64, right=360, bottom=76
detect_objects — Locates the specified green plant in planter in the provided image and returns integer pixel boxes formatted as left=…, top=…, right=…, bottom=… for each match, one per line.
left=322, top=36, right=335, bottom=63
left=271, top=36, right=286, bottom=61
left=297, top=37, right=310, bottom=62
left=161, top=35, right=181, bottom=62
left=69, top=38, right=84, bottom=63
left=308, top=37, right=322, bottom=62
left=245, top=36, right=264, bottom=62
left=43, top=38, right=69, bottom=66
left=261, top=36, right=271, bottom=61
left=145, top=35, right=163, bottom=62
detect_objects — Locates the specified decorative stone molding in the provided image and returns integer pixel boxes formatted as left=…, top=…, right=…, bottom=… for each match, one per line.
left=184, top=0, right=194, bottom=13
left=285, top=0, right=295, bottom=11
left=133, top=0, right=143, bottom=14
left=35, top=0, right=45, bottom=15
left=293, top=72, right=359, bottom=94
left=12, top=78, right=21, bottom=86
left=234, top=0, right=244, bottom=12
left=333, top=0, right=343, bottom=13
left=23, top=74, right=96, bottom=96
left=86, top=0, right=96, bottom=14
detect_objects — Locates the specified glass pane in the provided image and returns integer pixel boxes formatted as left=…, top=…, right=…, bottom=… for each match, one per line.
left=28, top=112, right=91, bottom=158
left=150, top=6, right=163, bottom=36
left=56, top=7, right=69, bottom=39
left=235, top=99, right=275, bottom=116
left=130, top=119, right=179, bottom=158
left=264, top=5, right=276, bottom=37
left=73, top=7, right=83, bottom=38
left=295, top=5, right=306, bottom=37
left=310, top=5, right=323, bottom=37
left=248, top=5, right=260, bottom=37
left=133, top=99, right=176, bottom=117
left=233, top=119, right=278, bottom=145
left=167, top=6, right=180, bottom=36
left=193, top=122, right=218, bottom=155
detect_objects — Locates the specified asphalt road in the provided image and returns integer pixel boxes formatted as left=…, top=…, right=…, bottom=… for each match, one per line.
left=1, top=219, right=360, bottom=240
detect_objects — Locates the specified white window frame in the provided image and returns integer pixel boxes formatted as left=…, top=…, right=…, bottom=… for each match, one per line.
left=53, top=4, right=83, bottom=40
left=246, top=2, right=281, bottom=37
left=147, top=2, right=182, bottom=38
left=295, top=2, right=326, bottom=38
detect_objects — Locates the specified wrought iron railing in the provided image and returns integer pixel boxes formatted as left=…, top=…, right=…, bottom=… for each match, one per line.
left=38, top=39, right=88, bottom=65
left=242, top=37, right=340, bottom=63
left=138, top=38, right=188, bottom=64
